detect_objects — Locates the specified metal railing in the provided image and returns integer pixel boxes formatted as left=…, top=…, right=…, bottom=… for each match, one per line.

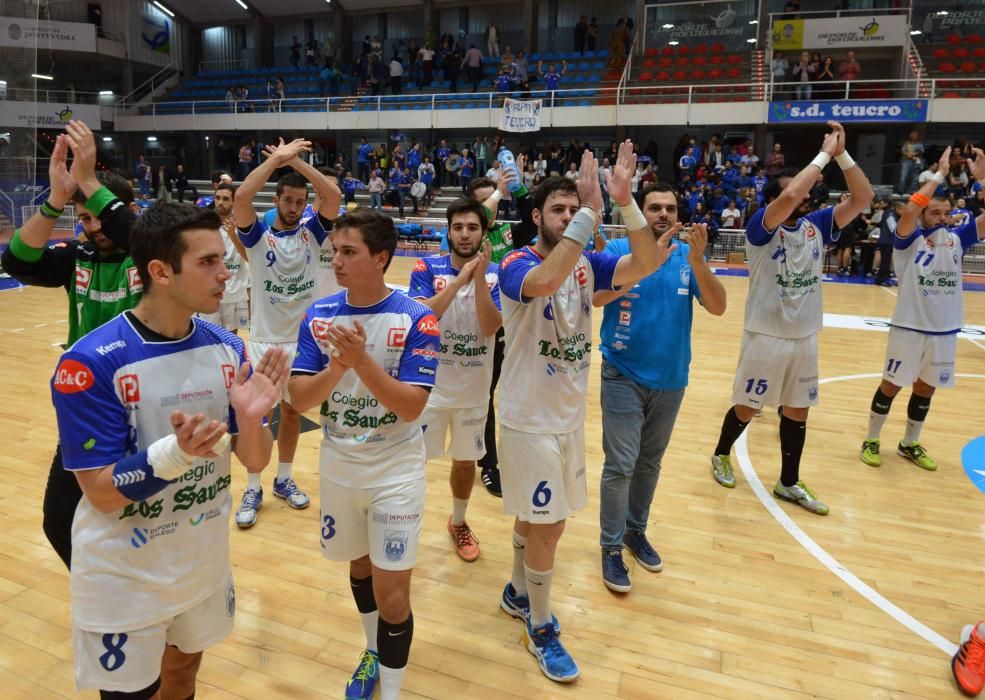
left=1, top=87, right=107, bottom=104
left=116, top=59, right=181, bottom=110
left=21, top=204, right=76, bottom=232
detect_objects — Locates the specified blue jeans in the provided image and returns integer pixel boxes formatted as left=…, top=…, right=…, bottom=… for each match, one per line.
left=898, top=159, right=919, bottom=194
left=795, top=83, right=812, bottom=100
left=599, top=359, right=685, bottom=550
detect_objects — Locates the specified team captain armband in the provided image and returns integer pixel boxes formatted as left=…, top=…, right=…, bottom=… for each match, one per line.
left=909, top=192, right=930, bottom=209
left=112, top=434, right=197, bottom=502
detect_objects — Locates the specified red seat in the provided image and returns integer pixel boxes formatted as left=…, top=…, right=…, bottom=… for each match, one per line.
left=953, top=47, right=971, bottom=58
left=726, top=67, right=741, bottom=78
left=658, top=57, right=672, bottom=67
left=726, top=54, right=742, bottom=64
left=675, top=56, right=690, bottom=66
left=662, top=46, right=674, bottom=56
left=709, top=55, right=724, bottom=65
left=946, top=34, right=962, bottom=44
left=672, top=70, right=687, bottom=81
left=960, top=61, right=977, bottom=73
left=677, top=44, right=690, bottom=55
left=642, top=58, right=657, bottom=68
left=694, top=43, right=708, bottom=54
left=645, top=47, right=658, bottom=57
left=656, top=70, right=670, bottom=81
left=969, top=34, right=985, bottom=44
left=691, top=69, right=706, bottom=80
left=708, top=67, right=724, bottom=80
left=639, top=71, right=653, bottom=81
left=939, top=61, right=957, bottom=73
left=693, top=55, right=707, bottom=66
left=932, top=48, right=950, bottom=59
left=710, top=42, right=725, bottom=53
left=942, top=91, right=960, bottom=97
left=973, top=47, right=985, bottom=57
left=939, top=79, right=956, bottom=88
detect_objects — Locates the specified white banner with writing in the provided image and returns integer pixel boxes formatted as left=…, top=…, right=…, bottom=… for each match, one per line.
left=499, top=98, right=543, bottom=133
left=0, top=16, right=97, bottom=52
left=803, top=15, right=908, bottom=49
left=0, top=102, right=100, bottom=129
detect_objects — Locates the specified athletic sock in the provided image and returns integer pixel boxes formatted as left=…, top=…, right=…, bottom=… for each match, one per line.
left=902, top=393, right=932, bottom=446
left=349, top=575, right=378, bottom=652
left=524, top=565, right=553, bottom=628
left=867, top=388, right=895, bottom=441
left=276, top=462, right=292, bottom=482
left=378, top=613, right=413, bottom=700
left=714, top=407, right=750, bottom=457
left=247, top=472, right=261, bottom=491
left=451, top=498, right=469, bottom=526
left=511, top=531, right=527, bottom=596
left=779, top=415, right=806, bottom=488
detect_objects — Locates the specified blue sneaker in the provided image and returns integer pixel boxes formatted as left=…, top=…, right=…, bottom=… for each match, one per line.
left=623, top=530, right=663, bottom=572
left=524, top=619, right=580, bottom=682
left=344, top=649, right=379, bottom=700
left=235, top=487, right=263, bottom=529
left=272, top=477, right=310, bottom=509
left=601, top=549, right=631, bottom=592
left=500, top=583, right=561, bottom=633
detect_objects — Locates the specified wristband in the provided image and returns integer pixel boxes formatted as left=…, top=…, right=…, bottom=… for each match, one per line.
left=147, top=433, right=196, bottom=481
left=930, top=171, right=946, bottom=185
left=39, top=201, right=63, bottom=219
left=112, top=447, right=179, bottom=503
left=834, top=152, right=856, bottom=170
left=618, top=198, right=648, bottom=232
left=487, top=190, right=503, bottom=206
left=561, top=208, right=598, bottom=247
left=810, top=152, right=831, bottom=170
left=909, top=192, right=930, bottom=208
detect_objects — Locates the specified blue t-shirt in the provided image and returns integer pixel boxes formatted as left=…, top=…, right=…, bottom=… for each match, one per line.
left=545, top=72, right=561, bottom=90
left=460, top=158, right=474, bottom=178
left=753, top=176, right=768, bottom=204
left=407, top=149, right=422, bottom=171
left=599, top=239, right=701, bottom=390
left=497, top=74, right=512, bottom=92
left=357, top=143, right=373, bottom=164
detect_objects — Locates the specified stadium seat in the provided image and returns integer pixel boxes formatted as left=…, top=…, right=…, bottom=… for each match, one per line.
left=642, top=58, right=657, bottom=69
left=953, top=47, right=971, bottom=59
left=974, top=47, right=985, bottom=57
left=961, top=61, right=978, bottom=73
left=709, top=55, right=724, bottom=65
left=932, top=47, right=950, bottom=59
left=708, top=68, right=724, bottom=80
left=656, top=70, right=670, bottom=81
left=673, top=70, right=687, bottom=81
left=639, top=71, right=653, bottom=81
left=659, top=57, right=672, bottom=68
left=946, top=34, right=962, bottom=44
left=645, top=47, right=658, bottom=57
left=710, top=42, right=725, bottom=53
left=677, top=44, right=690, bottom=55
left=727, top=54, right=742, bottom=64
left=726, top=67, right=741, bottom=78
left=693, top=55, right=707, bottom=66
left=939, top=62, right=957, bottom=73
left=691, top=69, right=706, bottom=80
left=969, top=34, right=985, bottom=44
left=675, top=56, right=690, bottom=67
left=661, top=46, right=674, bottom=56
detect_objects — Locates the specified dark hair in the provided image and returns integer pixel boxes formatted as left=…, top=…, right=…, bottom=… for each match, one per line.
left=72, top=170, right=135, bottom=206
left=531, top=175, right=578, bottom=211
left=445, top=198, right=489, bottom=230
left=276, top=172, right=308, bottom=196
left=130, top=203, right=221, bottom=292
left=466, top=176, right=495, bottom=199
left=333, top=208, right=397, bottom=272
left=763, top=167, right=800, bottom=204
left=210, top=170, right=230, bottom=186
left=215, top=182, right=238, bottom=197
left=642, top=182, right=677, bottom=202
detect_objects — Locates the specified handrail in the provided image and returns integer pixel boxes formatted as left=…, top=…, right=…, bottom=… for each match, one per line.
left=117, top=59, right=181, bottom=108
left=618, top=32, right=639, bottom=105
left=767, top=5, right=911, bottom=20
left=0, top=189, right=16, bottom=227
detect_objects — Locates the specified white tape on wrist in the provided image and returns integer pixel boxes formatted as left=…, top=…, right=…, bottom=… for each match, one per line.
left=835, top=152, right=856, bottom=170
left=488, top=190, right=503, bottom=206
left=148, top=434, right=196, bottom=481
left=931, top=171, right=946, bottom=185
left=562, top=208, right=598, bottom=247
left=811, top=152, right=832, bottom=170
left=619, top=199, right=648, bottom=232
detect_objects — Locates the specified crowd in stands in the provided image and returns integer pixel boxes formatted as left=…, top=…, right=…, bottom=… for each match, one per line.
left=771, top=49, right=862, bottom=99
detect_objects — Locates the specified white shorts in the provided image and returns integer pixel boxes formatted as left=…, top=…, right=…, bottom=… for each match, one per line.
left=731, top=331, right=819, bottom=409
left=73, top=575, right=235, bottom=692
left=319, top=476, right=425, bottom=570
left=248, top=340, right=297, bottom=403
left=883, top=326, right=957, bottom=388
left=421, top=403, right=487, bottom=461
left=499, top=425, right=587, bottom=524
left=200, top=300, right=249, bottom=331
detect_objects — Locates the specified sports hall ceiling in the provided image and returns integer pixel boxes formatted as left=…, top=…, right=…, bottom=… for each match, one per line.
left=160, top=0, right=420, bottom=25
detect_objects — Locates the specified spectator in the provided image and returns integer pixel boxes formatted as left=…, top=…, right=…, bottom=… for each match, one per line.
left=587, top=17, right=599, bottom=52
left=434, top=139, right=451, bottom=189
left=306, top=37, right=318, bottom=66
left=237, top=143, right=252, bottom=180
left=392, top=142, right=405, bottom=172
left=575, top=15, right=588, bottom=54
left=420, top=43, right=435, bottom=86
left=459, top=147, right=474, bottom=193
left=513, top=50, right=530, bottom=93
left=368, top=169, right=385, bottom=209
left=275, top=76, right=286, bottom=102
left=809, top=171, right=830, bottom=208
left=155, top=165, right=172, bottom=202
left=389, top=55, right=404, bottom=94
left=342, top=171, right=365, bottom=204
left=407, top=141, right=423, bottom=175
left=173, top=164, right=196, bottom=203
left=814, top=56, right=835, bottom=98
left=720, top=199, right=742, bottom=228
left=486, top=19, right=500, bottom=58
left=289, top=36, right=301, bottom=68
left=765, top=142, right=785, bottom=177
left=224, top=85, right=235, bottom=110
left=407, top=41, right=422, bottom=86
left=948, top=164, right=969, bottom=199
left=898, top=130, right=925, bottom=194
left=538, top=60, right=567, bottom=95
left=462, top=44, right=484, bottom=92
left=400, top=167, right=419, bottom=215
left=771, top=51, right=790, bottom=97
left=356, top=137, right=372, bottom=183
left=321, top=34, right=335, bottom=64
left=839, top=50, right=860, bottom=95
left=473, top=135, right=489, bottom=175
left=444, top=47, right=462, bottom=93
left=361, top=35, right=371, bottom=56
left=564, top=162, right=579, bottom=180
left=264, top=78, right=278, bottom=112
left=496, top=68, right=513, bottom=93
left=874, top=199, right=902, bottom=285
left=134, top=155, right=151, bottom=198
left=708, top=142, right=726, bottom=171
left=834, top=192, right=867, bottom=275
left=609, top=18, right=629, bottom=68
left=501, top=45, right=515, bottom=72
left=533, top=152, right=547, bottom=177
left=781, top=0, right=800, bottom=19
left=418, top=156, right=436, bottom=205
left=792, top=51, right=814, bottom=99
left=679, top=146, right=697, bottom=179
left=523, top=162, right=536, bottom=190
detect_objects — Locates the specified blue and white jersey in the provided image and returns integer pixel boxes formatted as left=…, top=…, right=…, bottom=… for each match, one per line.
left=263, top=204, right=316, bottom=229
left=949, top=208, right=973, bottom=228
left=240, top=214, right=329, bottom=342
left=50, top=312, right=244, bottom=632
left=194, top=194, right=214, bottom=208
left=892, top=220, right=981, bottom=334
left=498, top=246, right=618, bottom=434
left=744, top=206, right=836, bottom=339
left=293, top=290, right=438, bottom=488
left=409, top=255, right=501, bottom=408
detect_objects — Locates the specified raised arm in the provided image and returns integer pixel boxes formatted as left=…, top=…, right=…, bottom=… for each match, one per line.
left=15, top=132, right=75, bottom=250
left=235, top=137, right=311, bottom=228
left=965, top=148, right=985, bottom=240
left=898, top=146, right=950, bottom=239
left=828, top=123, right=876, bottom=230
left=289, top=154, right=342, bottom=220
left=762, top=122, right=840, bottom=231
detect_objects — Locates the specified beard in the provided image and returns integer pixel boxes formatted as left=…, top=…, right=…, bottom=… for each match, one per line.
left=278, top=207, right=300, bottom=226
left=449, top=238, right=478, bottom=259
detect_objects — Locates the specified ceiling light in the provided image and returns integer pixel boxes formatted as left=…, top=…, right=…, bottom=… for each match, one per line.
left=31, top=73, right=54, bottom=80
left=749, top=20, right=758, bottom=25
left=662, top=23, right=674, bottom=29
left=147, top=136, right=158, bottom=141
left=102, top=136, right=112, bottom=142
left=910, top=29, right=922, bottom=35
left=234, top=0, right=248, bottom=9
left=668, top=40, right=679, bottom=46
left=153, top=1, right=175, bottom=17
left=99, top=90, right=113, bottom=95
left=746, top=38, right=757, bottom=43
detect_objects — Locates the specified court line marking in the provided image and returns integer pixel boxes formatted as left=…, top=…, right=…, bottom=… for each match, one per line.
left=879, top=285, right=898, bottom=297
left=735, top=371, right=985, bottom=658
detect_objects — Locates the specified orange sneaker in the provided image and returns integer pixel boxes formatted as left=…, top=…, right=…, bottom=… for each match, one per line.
left=447, top=516, right=480, bottom=562
left=953, top=622, right=985, bottom=697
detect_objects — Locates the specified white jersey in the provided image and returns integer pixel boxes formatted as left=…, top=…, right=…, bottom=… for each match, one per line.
left=220, top=224, right=249, bottom=303
left=293, top=290, right=439, bottom=488
left=498, top=246, right=619, bottom=434
left=240, top=215, right=329, bottom=343
left=408, top=255, right=501, bottom=409
left=316, top=237, right=343, bottom=298
left=892, top=220, right=980, bottom=334
left=743, top=206, right=836, bottom=339
left=51, top=313, right=243, bottom=632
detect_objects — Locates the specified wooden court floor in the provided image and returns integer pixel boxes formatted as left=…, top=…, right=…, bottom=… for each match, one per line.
left=0, top=257, right=983, bottom=699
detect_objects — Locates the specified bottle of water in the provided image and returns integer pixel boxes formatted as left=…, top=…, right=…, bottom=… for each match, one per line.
left=498, top=146, right=522, bottom=193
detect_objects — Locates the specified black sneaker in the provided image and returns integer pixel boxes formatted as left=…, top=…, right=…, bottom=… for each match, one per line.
left=481, top=466, right=502, bottom=497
